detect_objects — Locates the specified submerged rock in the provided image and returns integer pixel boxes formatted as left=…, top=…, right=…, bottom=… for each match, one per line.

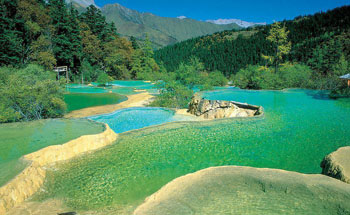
left=188, top=94, right=263, bottom=119
left=58, top=212, right=77, bottom=215
left=321, top=146, right=350, bottom=184
left=134, top=166, right=350, bottom=215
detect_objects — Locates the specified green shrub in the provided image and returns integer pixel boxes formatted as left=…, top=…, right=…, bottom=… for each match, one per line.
left=208, top=70, right=228, bottom=86
left=279, top=63, right=313, bottom=88
left=150, top=58, right=226, bottom=108
left=150, top=81, right=194, bottom=109
left=233, top=65, right=262, bottom=89
left=0, top=65, right=66, bottom=123
left=233, top=63, right=314, bottom=90
left=80, top=60, right=103, bottom=83
left=96, top=73, right=113, bottom=86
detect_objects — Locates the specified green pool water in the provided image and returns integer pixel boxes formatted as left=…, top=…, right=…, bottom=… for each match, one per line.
left=111, top=80, right=158, bottom=94
left=64, top=93, right=127, bottom=112
left=110, top=80, right=154, bottom=89
left=0, top=119, right=105, bottom=186
left=36, top=89, right=350, bottom=213
left=66, top=81, right=158, bottom=95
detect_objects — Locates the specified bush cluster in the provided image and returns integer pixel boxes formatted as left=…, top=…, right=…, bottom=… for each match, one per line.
left=0, top=65, right=66, bottom=123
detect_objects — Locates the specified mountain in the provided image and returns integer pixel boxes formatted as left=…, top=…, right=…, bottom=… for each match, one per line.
left=100, top=3, right=242, bottom=48
left=206, top=19, right=266, bottom=28
left=66, top=0, right=245, bottom=48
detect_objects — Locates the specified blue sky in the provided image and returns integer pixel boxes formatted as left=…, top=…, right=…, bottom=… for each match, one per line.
left=95, top=0, right=349, bottom=23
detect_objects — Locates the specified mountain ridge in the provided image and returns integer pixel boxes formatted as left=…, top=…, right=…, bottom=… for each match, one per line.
left=68, top=0, right=264, bottom=47
left=100, top=3, right=242, bottom=47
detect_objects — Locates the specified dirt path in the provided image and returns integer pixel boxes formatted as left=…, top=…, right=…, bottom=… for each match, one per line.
left=64, top=93, right=155, bottom=118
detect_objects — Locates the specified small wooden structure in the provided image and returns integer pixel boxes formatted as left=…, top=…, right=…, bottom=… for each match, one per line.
left=340, top=74, right=350, bottom=87
left=54, top=66, right=69, bottom=83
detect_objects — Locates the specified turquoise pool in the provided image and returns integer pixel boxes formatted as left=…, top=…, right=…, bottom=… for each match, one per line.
left=110, top=80, right=155, bottom=89
left=66, top=81, right=158, bottom=95
left=88, top=107, right=195, bottom=133
left=111, top=81, right=158, bottom=94
left=0, top=119, right=105, bottom=186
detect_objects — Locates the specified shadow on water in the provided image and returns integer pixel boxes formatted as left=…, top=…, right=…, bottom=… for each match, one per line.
left=304, top=90, right=331, bottom=100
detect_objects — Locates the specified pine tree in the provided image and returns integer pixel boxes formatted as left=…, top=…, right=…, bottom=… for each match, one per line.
left=48, top=0, right=82, bottom=70
left=130, top=36, right=139, bottom=50
left=79, top=5, right=114, bottom=42
left=67, top=4, right=82, bottom=71
left=0, top=0, right=24, bottom=66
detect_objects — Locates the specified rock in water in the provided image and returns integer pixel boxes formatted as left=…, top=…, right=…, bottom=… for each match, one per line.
left=321, top=146, right=350, bottom=184
left=58, top=212, right=77, bottom=215
left=188, top=94, right=263, bottom=119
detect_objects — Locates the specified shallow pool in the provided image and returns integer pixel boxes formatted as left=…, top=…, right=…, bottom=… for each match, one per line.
left=0, top=119, right=105, bottom=186
left=111, top=81, right=158, bottom=94
left=65, top=85, right=107, bottom=94
left=66, top=81, right=158, bottom=95
left=64, top=93, right=127, bottom=112
left=88, top=107, right=195, bottom=134
left=110, top=80, right=154, bottom=89
left=36, top=89, right=350, bottom=213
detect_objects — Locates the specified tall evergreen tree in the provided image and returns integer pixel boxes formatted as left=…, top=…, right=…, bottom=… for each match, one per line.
left=130, top=36, right=139, bottom=49
left=67, top=4, right=82, bottom=71
left=0, top=0, right=24, bottom=66
left=48, top=0, right=81, bottom=69
left=80, top=5, right=115, bottom=42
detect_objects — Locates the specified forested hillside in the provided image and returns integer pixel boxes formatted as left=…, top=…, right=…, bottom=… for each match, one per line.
left=0, top=0, right=161, bottom=80
left=0, top=0, right=161, bottom=122
left=155, top=6, right=350, bottom=78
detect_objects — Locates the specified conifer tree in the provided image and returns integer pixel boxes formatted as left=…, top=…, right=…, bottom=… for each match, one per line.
left=130, top=36, right=139, bottom=49
left=67, top=4, right=82, bottom=71
left=48, top=0, right=81, bottom=70
left=80, top=5, right=115, bottom=42
left=0, top=0, right=24, bottom=66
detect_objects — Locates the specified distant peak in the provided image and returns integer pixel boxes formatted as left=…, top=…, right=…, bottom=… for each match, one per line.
left=66, top=0, right=98, bottom=8
left=177, top=16, right=187, bottom=19
left=206, top=18, right=266, bottom=28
